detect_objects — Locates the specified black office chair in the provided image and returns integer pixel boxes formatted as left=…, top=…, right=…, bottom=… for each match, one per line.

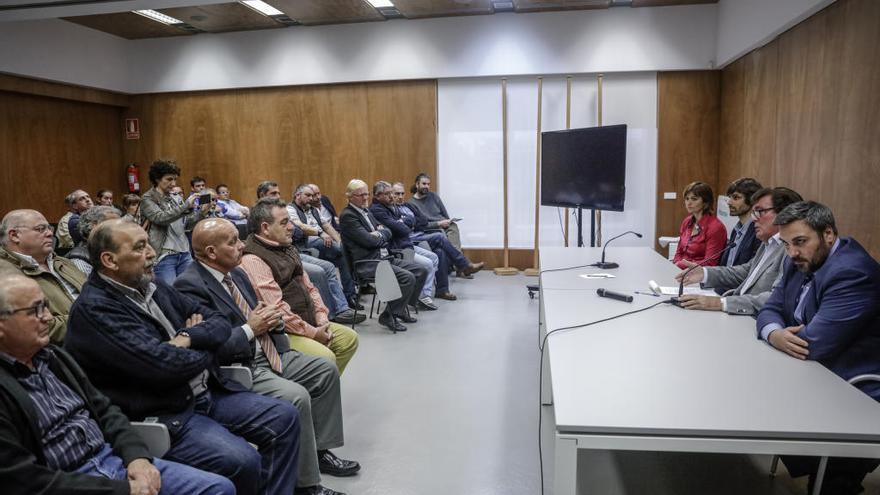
left=341, top=240, right=406, bottom=325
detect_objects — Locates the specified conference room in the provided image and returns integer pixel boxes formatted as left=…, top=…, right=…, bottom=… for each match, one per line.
left=1, top=0, right=879, bottom=494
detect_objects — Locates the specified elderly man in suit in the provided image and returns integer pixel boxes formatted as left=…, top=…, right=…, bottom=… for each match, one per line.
left=65, top=219, right=301, bottom=495
left=674, top=187, right=802, bottom=315
left=339, top=179, right=427, bottom=333
left=175, top=218, right=358, bottom=495
left=757, top=201, right=880, bottom=494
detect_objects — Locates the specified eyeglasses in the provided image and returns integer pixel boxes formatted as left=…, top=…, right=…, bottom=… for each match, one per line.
left=751, top=207, right=776, bottom=219
left=13, top=224, right=54, bottom=234
left=352, top=193, right=370, bottom=198
left=0, top=299, right=49, bottom=318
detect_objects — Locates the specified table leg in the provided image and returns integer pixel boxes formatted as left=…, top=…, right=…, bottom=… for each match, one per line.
left=554, top=436, right=578, bottom=495
left=812, top=456, right=828, bottom=495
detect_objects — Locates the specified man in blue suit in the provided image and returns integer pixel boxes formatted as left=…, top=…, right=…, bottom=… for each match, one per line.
left=757, top=201, right=880, bottom=494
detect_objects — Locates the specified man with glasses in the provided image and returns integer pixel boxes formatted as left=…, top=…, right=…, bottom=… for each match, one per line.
left=0, top=209, right=86, bottom=343
left=216, top=184, right=250, bottom=224
left=0, top=272, right=235, bottom=495
left=675, top=187, right=802, bottom=315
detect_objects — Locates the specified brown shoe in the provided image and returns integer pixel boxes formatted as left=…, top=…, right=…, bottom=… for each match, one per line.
left=435, top=292, right=457, bottom=301
left=456, top=270, right=473, bottom=279
left=463, top=262, right=485, bottom=276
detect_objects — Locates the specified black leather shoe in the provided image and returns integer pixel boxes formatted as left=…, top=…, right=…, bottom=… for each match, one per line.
left=347, top=297, right=365, bottom=311
left=378, top=312, right=407, bottom=332
left=397, top=312, right=418, bottom=324
left=294, top=485, right=347, bottom=495
left=331, top=309, right=366, bottom=325
left=318, top=450, right=361, bottom=477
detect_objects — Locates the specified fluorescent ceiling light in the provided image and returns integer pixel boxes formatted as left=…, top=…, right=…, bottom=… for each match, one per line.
left=133, top=9, right=184, bottom=25
left=241, top=0, right=285, bottom=17
left=367, top=0, right=395, bottom=8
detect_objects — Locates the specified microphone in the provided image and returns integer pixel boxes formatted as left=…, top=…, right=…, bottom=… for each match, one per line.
left=594, top=231, right=643, bottom=269
left=670, top=241, right=737, bottom=306
left=597, top=288, right=634, bottom=303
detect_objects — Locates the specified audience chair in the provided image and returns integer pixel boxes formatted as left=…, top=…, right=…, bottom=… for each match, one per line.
left=340, top=241, right=404, bottom=322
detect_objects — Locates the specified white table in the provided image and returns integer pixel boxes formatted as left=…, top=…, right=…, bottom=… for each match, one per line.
left=539, top=247, right=880, bottom=495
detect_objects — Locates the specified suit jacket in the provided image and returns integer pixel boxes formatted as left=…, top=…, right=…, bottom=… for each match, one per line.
left=174, top=262, right=292, bottom=366
left=719, top=221, right=761, bottom=267
left=756, top=237, right=880, bottom=400
left=704, top=239, right=785, bottom=316
left=0, top=346, right=150, bottom=495
left=339, top=204, right=392, bottom=278
left=320, top=195, right=340, bottom=232
left=369, top=202, right=415, bottom=250
left=65, top=272, right=245, bottom=433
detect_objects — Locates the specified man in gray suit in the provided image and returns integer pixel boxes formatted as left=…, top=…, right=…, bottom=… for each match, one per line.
left=675, top=187, right=802, bottom=315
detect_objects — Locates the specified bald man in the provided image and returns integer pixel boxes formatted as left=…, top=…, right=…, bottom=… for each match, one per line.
left=0, top=209, right=86, bottom=343
left=175, top=219, right=357, bottom=495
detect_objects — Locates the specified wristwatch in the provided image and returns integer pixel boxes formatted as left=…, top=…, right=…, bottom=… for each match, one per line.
left=176, top=330, right=191, bottom=338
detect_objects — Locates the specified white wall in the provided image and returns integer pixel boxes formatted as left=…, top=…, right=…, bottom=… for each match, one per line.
left=715, top=0, right=835, bottom=67
left=0, top=18, right=129, bottom=92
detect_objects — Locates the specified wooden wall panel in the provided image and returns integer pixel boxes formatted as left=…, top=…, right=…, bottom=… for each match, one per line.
left=719, top=0, right=880, bottom=257
left=122, top=80, right=437, bottom=210
left=655, top=71, right=720, bottom=251
left=0, top=91, right=125, bottom=222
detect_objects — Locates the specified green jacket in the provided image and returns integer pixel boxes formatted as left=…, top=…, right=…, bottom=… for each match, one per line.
left=0, top=247, right=86, bottom=343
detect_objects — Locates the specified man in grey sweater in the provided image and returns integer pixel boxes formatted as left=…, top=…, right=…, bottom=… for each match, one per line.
left=407, top=173, right=462, bottom=250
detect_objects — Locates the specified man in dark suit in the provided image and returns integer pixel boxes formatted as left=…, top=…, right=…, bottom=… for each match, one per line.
left=757, top=201, right=880, bottom=494
left=65, top=219, right=301, bottom=495
left=175, top=218, right=357, bottom=495
left=718, top=177, right=763, bottom=269
left=0, top=272, right=235, bottom=495
left=339, top=179, right=427, bottom=332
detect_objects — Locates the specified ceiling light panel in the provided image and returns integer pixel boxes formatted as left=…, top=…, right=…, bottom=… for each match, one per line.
left=241, top=0, right=285, bottom=17
left=133, top=9, right=184, bottom=25
left=367, top=0, right=395, bottom=8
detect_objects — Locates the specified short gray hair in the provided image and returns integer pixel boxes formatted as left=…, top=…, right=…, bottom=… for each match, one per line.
left=88, top=219, right=122, bottom=268
left=373, top=181, right=392, bottom=196
left=294, top=184, right=313, bottom=197
left=0, top=270, right=31, bottom=314
left=774, top=201, right=838, bottom=236
left=78, top=205, right=121, bottom=241
left=248, top=197, right=287, bottom=235
left=0, top=210, right=39, bottom=247
left=256, top=180, right=278, bottom=199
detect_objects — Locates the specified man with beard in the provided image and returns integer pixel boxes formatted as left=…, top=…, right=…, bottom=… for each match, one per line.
left=719, top=178, right=763, bottom=268
left=408, top=173, right=462, bottom=251
left=757, top=201, right=880, bottom=494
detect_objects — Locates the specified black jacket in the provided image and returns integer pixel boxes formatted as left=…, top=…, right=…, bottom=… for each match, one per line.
left=0, top=346, right=151, bottom=494
left=65, top=272, right=246, bottom=435
left=369, top=202, right=414, bottom=250
left=339, top=204, right=392, bottom=277
left=320, top=195, right=340, bottom=232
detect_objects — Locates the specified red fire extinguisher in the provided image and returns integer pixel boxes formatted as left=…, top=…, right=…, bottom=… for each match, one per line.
left=127, top=163, right=141, bottom=193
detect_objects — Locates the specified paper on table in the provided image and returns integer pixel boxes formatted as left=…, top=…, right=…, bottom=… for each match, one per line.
left=656, top=285, right=718, bottom=296
left=579, top=273, right=617, bottom=279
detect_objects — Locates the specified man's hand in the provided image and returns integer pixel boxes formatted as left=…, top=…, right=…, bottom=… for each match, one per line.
left=677, top=294, right=722, bottom=311
left=248, top=302, right=284, bottom=336
left=127, top=458, right=160, bottom=495
left=185, top=313, right=203, bottom=327
left=437, top=219, right=451, bottom=229
left=313, top=323, right=333, bottom=345
left=185, top=194, right=199, bottom=208
left=167, top=335, right=191, bottom=348
left=320, top=233, right=333, bottom=247
left=675, top=266, right=704, bottom=286
left=768, top=325, right=809, bottom=359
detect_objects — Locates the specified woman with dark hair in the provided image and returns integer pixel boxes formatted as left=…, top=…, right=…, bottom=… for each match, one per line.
left=672, top=181, right=728, bottom=269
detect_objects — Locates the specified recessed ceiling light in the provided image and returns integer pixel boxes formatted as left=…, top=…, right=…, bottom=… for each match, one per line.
left=240, top=0, right=285, bottom=17
left=493, top=1, right=514, bottom=10
left=133, top=9, right=184, bottom=25
left=367, top=0, right=395, bottom=8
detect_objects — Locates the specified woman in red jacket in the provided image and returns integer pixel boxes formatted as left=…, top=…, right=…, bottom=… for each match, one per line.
left=672, top=181, right=728, bottom=269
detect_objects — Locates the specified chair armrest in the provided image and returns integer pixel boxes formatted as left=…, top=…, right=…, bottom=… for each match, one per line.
left=130, top=418, right=170, bottom=458
left=220, top=365, right=253, bottom=389
left=848, top=374, right=880, bottom=386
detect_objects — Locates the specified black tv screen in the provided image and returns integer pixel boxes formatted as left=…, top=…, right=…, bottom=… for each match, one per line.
left=540, top=124, right=627, bottom=211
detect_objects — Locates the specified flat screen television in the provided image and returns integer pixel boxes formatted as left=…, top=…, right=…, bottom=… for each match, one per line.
left=540, top=124, right=627, bottom=211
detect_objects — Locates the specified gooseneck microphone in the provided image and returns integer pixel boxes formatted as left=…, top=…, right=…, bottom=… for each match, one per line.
left=671, top=241, right=737, bottom=306
left=597, top=288, right=634, bottom=303
left=594, top=231, right=643, bottom=269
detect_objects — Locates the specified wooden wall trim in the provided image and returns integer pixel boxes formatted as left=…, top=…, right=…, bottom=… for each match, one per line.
left=461, top=248, right=534, bottom=270
left=0, top=73, right=131, bottom=107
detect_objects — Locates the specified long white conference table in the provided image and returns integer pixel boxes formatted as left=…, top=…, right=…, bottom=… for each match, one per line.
left=539, top=247, right=880, bottom=495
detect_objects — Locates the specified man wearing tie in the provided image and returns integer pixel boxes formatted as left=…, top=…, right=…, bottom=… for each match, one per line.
left=175, top=218, right=358, bottom=495
left=757, top=201, right=880, bottom=494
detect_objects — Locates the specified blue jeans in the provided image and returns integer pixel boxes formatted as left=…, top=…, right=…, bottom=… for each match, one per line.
left=165, top=390, right=301, bottom=495
left=413, top=246, right=438, bottom=298
left=301, top=253, right=349, bottom=317
left=307, top=237, right=356, bottom=299
left=75, top=443, right=235, bottom=494
left=154, top=252, right=193, bottom=284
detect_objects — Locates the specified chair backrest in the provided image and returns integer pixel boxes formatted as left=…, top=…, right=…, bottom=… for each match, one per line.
left=374, top=259, right=403, bottom=303
left=220, top=365, right=253, bottom=389
left=131, top=419, right=170, bottom=458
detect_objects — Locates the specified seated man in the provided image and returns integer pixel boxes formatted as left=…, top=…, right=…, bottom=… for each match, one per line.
left=674, top=187, right=802, bottom=315
left=408, top=172, right=462, bottom=251
left=0, top=272, right=234, bottom=495
left=65, top=219, right=300, bottom=495
left=370, top=180, right=441, bottom=311
left=63, top=189, right=94, bottom=248
left=340, top=179, right=427, bottom=332
left=67, top=205, right=122, bottom=276
left=176, top=218, right=359, bottom=495
left=757, top=201, right=880, bottom=494
left=56, top=193, right=77, bottom=251
left=0, top=209, right=87, bottom=343
left=288, top=184, right=357, bottom=310
left=718, top=177, right=764, bottom=269
left=392, top=182, right=483, bottom=286
left=239, top=198, right=360, bottom=374
left=308, top=183, right=340, bottom=234
left=216, top=183, right=250, bottom=224
left=258, top=181, right=363, bottom=324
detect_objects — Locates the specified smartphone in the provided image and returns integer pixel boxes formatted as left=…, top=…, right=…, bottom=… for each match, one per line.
left=199, top=193, right=212, bottom=204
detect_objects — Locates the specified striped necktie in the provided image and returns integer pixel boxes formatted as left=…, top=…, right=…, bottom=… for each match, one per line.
left=223, top=275, right=283, bottom=373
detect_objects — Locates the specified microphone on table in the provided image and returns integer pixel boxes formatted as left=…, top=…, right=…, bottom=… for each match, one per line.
left=593, top=231, right=643, bottom=269
left=597, top=288, right=634, bottom=303
left=670, top=242, right=737, bottom=306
